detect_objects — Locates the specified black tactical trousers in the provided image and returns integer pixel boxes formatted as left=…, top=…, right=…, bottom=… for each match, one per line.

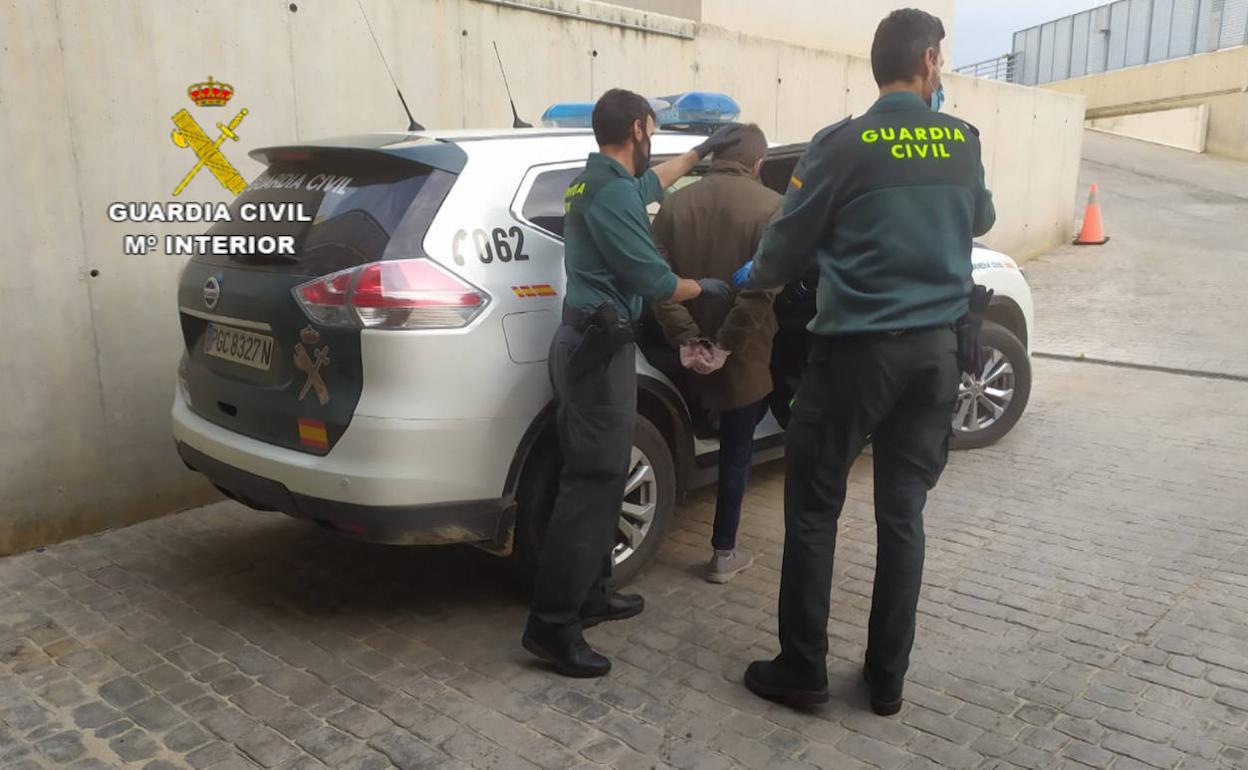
left=777, top=327, right=959, bottom=691
left=530, top=323, right=636, bottom=629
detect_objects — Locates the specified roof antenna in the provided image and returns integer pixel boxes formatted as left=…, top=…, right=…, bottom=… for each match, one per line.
left=355, top=0, right=424, bottom=131
left=494, top=42, right=532, bottom=129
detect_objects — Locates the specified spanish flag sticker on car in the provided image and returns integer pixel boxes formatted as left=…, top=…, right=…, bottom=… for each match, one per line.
left=512, top=284, right=558, bottom=299
left=297, top=417, right=329, bottom=451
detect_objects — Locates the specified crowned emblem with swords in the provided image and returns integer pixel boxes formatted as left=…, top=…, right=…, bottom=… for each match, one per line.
left=294, top=326, right=331, bottom=406
left=170, top=76, right=248, bottom=196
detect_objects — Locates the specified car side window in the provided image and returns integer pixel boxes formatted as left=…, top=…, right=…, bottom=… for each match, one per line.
left=521, top=167, right=584, bottom=239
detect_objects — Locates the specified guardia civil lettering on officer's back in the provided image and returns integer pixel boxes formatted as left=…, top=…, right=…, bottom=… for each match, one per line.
left=861, top=124, right=969, bottom=159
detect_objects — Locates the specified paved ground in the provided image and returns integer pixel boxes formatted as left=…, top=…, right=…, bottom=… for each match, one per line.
left=1028, top=131, right=1248, bottom=379
left=2, top=133, right=1247, bottom=770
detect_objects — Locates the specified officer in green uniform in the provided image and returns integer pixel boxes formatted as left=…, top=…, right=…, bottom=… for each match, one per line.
left=736, top=10, right=995, bottom=713
left=523, top=89, right=740, bottom=678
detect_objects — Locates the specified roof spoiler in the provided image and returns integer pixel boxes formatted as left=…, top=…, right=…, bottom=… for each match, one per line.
left=249, top=138, right=467, bottom=175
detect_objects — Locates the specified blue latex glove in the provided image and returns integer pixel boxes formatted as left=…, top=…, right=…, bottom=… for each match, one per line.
left=731, top=260, right=755, bottom=289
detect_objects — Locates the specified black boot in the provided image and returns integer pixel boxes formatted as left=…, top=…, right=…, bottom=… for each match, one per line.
left=522, top=618, right=611, bottom=678
left=581, top=592, right=644, bottom=628
left=863, top=664, right=903, bottom=716
left=744, top=658, right=829, bottom=706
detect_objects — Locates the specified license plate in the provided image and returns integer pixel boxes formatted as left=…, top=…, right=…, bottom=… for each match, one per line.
left=203, top=324, right=274, bottom=371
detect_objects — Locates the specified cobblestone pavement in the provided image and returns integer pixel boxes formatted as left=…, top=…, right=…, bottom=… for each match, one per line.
left=3, top=136, right=1248, bottom=770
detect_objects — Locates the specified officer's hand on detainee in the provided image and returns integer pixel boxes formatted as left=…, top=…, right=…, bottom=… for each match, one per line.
left=694, top=124, right=743, bottom=160
left=696, top=278, right=733, bottom=302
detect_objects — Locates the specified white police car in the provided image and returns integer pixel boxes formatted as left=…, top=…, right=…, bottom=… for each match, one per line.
left=172, top=93, right=1033, bottom=583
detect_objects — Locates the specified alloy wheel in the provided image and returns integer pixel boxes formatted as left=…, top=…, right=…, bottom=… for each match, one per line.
left=954, top=346, right=1016, bottom=435
left=613, top=446, right=658, bottom=567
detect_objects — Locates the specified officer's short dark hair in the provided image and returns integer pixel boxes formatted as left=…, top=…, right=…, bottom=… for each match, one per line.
left=871, top=9, right=946, bottom=87
left=714, top=124, right=768, bottom=166
left=592, top=89, right=656, bottom=147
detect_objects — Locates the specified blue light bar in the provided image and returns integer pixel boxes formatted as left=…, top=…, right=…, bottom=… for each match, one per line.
left=541, top=102, right=594, bottom=128
left=654, top=92, right=741, bottom=128
left=540, top=92, right=742, bottom=131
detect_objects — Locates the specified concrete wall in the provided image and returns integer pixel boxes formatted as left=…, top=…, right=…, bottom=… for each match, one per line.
left=1088, top=105, right=1211, bottom=153
left=0, top=0, right=1083, bottom=554
left=701, top=0, right=958, bottom=60
left=614, top=0, right=700, bottom=20
left=1046, top=46, right=1248, bottom=161
left=607, top=0, right=959, bottom=57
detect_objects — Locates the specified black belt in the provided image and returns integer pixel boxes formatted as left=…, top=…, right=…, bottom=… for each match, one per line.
left=562, top=305, right=641, bottom=337
left=815, top=323, right=953, bottom=344
left=879, top=323, right=953, bottom=338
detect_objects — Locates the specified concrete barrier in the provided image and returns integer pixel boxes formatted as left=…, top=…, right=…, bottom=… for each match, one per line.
left=0, top=0, right=1085, bottom=554
left=1047, top=46, right=1248, bottom=161
left=1088, top=105, right=1210, bottom=153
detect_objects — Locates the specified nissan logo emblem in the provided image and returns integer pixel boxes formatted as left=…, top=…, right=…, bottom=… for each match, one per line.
left=203, top=276, right=221, bottom=310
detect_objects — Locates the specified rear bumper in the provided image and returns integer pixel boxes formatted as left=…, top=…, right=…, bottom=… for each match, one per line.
left=171, top=394, right=522, bottom=547
left=177, top=441, right=513, bottom=547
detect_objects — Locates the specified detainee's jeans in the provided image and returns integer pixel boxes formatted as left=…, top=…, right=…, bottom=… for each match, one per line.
left=711, top=401, right=764, bottom=551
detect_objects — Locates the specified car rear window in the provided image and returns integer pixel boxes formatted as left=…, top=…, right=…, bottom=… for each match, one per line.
left=197, top=153, right=456, bottom=275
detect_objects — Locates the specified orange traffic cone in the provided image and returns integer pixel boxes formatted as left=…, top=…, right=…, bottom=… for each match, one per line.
left=1074, top=184, right=1109, bottom=245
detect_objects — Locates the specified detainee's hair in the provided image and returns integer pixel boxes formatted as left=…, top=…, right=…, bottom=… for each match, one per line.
left=870, top=8, right=945, bottom=86
left=592, top=89, right=657, bottom=146
left=713, top=123, right=768, bottom=166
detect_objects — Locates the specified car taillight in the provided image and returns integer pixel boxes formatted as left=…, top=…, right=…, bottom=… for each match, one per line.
left=292, top=259, right=489, bottom=330
left=294, top=270, right=354, bottom=326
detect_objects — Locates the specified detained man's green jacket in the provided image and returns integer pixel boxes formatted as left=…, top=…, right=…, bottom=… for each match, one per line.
left=651, top=160, right=783, bottom=411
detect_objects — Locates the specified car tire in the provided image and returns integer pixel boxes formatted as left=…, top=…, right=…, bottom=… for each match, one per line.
left=950, top=320, right=1031, bottom=450
left=512, top=415, right=677, bottom=587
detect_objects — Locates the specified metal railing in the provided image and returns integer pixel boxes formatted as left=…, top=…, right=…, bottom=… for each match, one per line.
left=1011, top=0, right=1248, bottom=86
left=955, top=53, right=1019, bottom=82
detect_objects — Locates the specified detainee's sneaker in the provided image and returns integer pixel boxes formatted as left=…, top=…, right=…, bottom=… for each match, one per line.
left=707, top=549, right=753, bottom=583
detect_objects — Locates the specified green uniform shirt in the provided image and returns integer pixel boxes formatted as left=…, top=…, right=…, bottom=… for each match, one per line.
left=562, top=153, right=678, bottom=320
left=752, top=91, right=996, bottom=335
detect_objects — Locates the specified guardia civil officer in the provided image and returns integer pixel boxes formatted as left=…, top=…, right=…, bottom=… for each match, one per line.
left=522, top=89, right=741, bottom=678
left=735, top=10, right=996, bottom=713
